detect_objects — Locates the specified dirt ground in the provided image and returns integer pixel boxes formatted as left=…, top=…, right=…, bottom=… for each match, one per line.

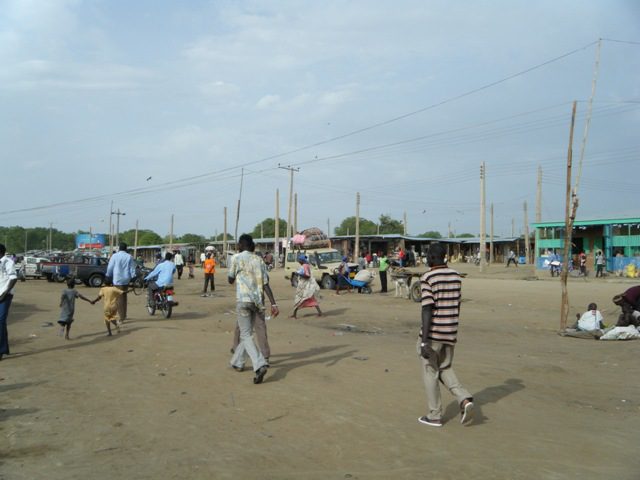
left=1, top=264, right=639, bottom=480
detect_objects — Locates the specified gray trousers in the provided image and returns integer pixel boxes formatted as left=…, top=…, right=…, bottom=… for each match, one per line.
left=232, top=308, right=270, bottom=359
left=419, top=340, right=471, bottom=420
left=230, top=303, right=267, bottom=372
left=116, top=285, right=128, bottom=321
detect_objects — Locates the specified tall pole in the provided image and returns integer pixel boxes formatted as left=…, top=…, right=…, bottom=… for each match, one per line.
left=234, top=168, right=244, bottom=247
left=294, top=192, right=298, bottom=234
left=355, top=192, right=361, bottom=259
left=115, top=209, right=121, bottom=246
left=479, top=162, right=487, bottom=271
left=403, top=211, right=407, bottom=236
left=511, top=218, right=515, bottom=238
left=169, top=214, right=174, bottom=248
left=523, top=201, right=530, bottom=265
left=327, top=218, right=331, bottom=236
left=260, top=221, right=264, bottom=239
left=274, top=190, right=279, bottom=265
left=48, top=222, right=53, bottom=252
left=109, top=200, right=114, bottom=253
left=279, top=164, right=299, bottom=243
left=536, top=166, right=542, bottom=223
left=561, top=101, right=578, bottom=330
left=223, top=206, right=228, bottom=257
left=490, top=203, right=494, bottom=264
left=134, top=220, right=139, bottom=258
left=24, top=229, right=28, bottom=253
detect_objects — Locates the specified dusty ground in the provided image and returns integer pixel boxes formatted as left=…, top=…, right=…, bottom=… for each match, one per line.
left=1, top=264, right=638, bottom=480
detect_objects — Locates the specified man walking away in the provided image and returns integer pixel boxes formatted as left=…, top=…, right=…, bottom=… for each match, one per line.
left=106, top=242, right=136, bottom=323
left=174, top=251, right=185, bottom=280
left=228, top=234, right=279, bottom=384
left=379, top=253, right=389, bottom=293
left=506, top=250, right=518, bottom=267
left=595, top=251, right=606, bottom=278
left=0, top=244, right=18, bottom=361
left=417, top=243, right=473, bottom=427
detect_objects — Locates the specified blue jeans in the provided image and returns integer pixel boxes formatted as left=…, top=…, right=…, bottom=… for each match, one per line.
left=0, top=294, right=13, bottom=356
left=230, top=302, right=267, bottom=372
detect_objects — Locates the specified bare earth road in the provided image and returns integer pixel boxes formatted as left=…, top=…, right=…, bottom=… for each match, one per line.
left=1, top=265, right=638, bottom=480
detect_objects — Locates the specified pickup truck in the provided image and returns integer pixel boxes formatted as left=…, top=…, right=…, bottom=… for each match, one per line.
left=41, top=255, right=109, bottom=287
left=15, top=256, right=49, bottom=281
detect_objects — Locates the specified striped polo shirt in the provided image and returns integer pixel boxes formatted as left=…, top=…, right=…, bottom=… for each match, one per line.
left=420, top=265, right=462, bottom=345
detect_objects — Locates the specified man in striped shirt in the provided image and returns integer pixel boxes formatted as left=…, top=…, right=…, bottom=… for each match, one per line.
left=417, top=243, right=474, bottom=427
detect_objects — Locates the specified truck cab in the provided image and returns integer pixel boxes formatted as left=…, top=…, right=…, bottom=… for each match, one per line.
left=284, top=247, right=351, bottom=290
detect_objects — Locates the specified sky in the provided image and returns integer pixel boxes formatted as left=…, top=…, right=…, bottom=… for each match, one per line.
left=1, top=0, right=639, bottom=239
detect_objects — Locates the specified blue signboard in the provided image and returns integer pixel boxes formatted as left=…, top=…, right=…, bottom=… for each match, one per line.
left=76, top=233, right=107, bottom=249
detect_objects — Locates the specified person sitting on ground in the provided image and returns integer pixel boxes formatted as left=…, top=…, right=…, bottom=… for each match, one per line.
left=575, top=303, right=605, bottom=332
left=613, top=285, right=640, bottom=327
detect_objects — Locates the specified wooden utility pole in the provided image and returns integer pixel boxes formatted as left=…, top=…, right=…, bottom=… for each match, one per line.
left=490, top=203, right=494, bottom=264
left=234, top=168, right=244, bottom=247
left=223, top=207, right=228, bottom=257
left=260, top=221, right=264, bottom=239
left=24, top=229, right=28, bottom=253
left=511, top=218, right=515, bottom=238
left=89, top=226, right=93, bottom=251
left=108, top=200, right=114, bottom=252
left=169, top=214, right=174, bottom=249
left=523, top=201, right=530, bottom=264
left=294, top=192, right=298, bottom=234
left=536, top=166, right=542, bottom=223
left=48, top=222, right=53, bottom=252
left=278, top=164, right=299, bottom=242
left=355, top=192, right=361, bottom=259
left=561, top=101, right=578, bottom=330
left=274, top=190, right=279, bottom=265
left=448, top=222, right=452, bottom=238
left=479, top=162, right=487, bottom=271
left=327, top=218, right=331, bottom=236
left=403, top=211, right=407, bottom=236
left=134, top=220, right=139, bottom=258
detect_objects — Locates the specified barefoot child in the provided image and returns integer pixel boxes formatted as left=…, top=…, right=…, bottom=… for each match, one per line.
left=91, top=279, right=130, bottom=336
left=58, top=277, right=93, bottom=340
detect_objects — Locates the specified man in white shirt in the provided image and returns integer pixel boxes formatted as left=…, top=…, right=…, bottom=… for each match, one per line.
left=0, top=244, right=18, bottom=361
left=174, top=251, right=185, bottom=280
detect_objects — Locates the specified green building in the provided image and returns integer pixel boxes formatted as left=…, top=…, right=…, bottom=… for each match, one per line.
left=533, top=217, right=640, bottom=271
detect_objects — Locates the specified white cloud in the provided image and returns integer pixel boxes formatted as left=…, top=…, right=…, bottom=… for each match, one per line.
left=256, top=94, right=281, bottom=109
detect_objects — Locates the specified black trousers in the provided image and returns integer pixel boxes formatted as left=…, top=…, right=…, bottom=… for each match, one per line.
left=177, top=265, right=184, bottom=279
left=379, top=271, right=388, bottom=292
left=203, top=274, right=215, bottom=293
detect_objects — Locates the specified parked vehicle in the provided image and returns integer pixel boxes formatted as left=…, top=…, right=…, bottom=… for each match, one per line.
left=15, top=256, right=49, bottom=281
left=284, top=247, right=357, bottom=290
left=146, top=285, right=177, bottom=318
left=41, top=255, right=109, bottom=287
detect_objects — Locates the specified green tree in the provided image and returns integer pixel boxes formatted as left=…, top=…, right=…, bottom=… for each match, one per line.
left=0, top=226, right=75, bottom=252
left=214, top=233, right=234, bottom=241
left=456, top=233, right=475, bottom=238
left=251, top=218, right=288, bottom=238
left=334, top=217, right=377, bottom=235
left=378, top=214, right=403, bottom=234
left=178, top=233, right=207, bottom=245
left=418, top=231, right=442, bottom=239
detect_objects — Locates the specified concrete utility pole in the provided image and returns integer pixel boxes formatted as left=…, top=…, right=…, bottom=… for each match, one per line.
left=479, top=162, right=487, bottom=271
left=111, top=207, right=126, bottom=246
left=48, top=222, right=53, bottom=252
left=536, top=166, right=543, bottom=223
left=169, top=214, right=174, bottom=249
left=134, top=220, right=139, bottom=258
left=278, top=164, right=299, bottom=242
left=561, top=101, right=578, bottom=330
left=490, top=203, right=494, bottom=264
left=511, top=218, right=515, bottom=238
left=260, top=221, right=264, bottom=239
left=523, top=201, right=530, bottom=265
left=274, top=190, right=279, bottom=266
left=223, top=207, right=228, bottom=257
left=355, top=192, right=361, bottom=259
left=403, top=211, right=408, bottom=236
left=327, top=218, right=331, bottom=236
left=24, top=229, right=28, bottom=254
left=294, top=192, right=298, bottom=234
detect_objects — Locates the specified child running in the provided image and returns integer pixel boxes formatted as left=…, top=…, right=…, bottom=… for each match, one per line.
left=91, top=278, right=129, bottom=336
left=58, top=277, right=93, bottom=340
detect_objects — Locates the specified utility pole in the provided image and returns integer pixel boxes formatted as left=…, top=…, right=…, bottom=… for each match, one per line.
left=536, top=166, right=542, bottom=223
left=327, top=218, right=331, bottom=236
left=561, top=101, right=578, bottom=330
left=274, top=190, right=279, bottom=266
left=111, top=207, right=126, bottom=246
left=24, top=229, right=28, bottom=254
left=403, top=211, right=407, bottom=236
left=278, top=164, right=299, bottom=242
left=511, top=218, right=515, bottom=238
left=169, top=214, right=174, bottom=249
left=294, top=192, right=298, bottom=234
left=490, top=203, right=494, bottom=264
left=223, top=206, right=228, bottom=257
left=523, top=201, right=530, bottom=265
left=448, top=222, right=452, bottom=238
left=48, top=222, right=53, bottom=252
left=134, top=220, right=139, bottom=258
left=260, top=221, right=264, bottom=239
left=355, top=192, right=361, bottom=259
left=234, top=168, right=244, bottom=248
left=479, top=162, right=487, bottom=271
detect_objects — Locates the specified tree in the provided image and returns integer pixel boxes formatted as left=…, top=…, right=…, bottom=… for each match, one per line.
left=378, top=214, right=403, bottom=234
left=334, top=217, right=377, bottom=236
left=178, top=233, right=207, bottom=245
left=250, top=218, right=288, bottom=238
left=0, top=226, right=75, bottom=253
left=214, top=233, right=234, bottom=241
left=456, top=233, right=475, bottom=238
left=418, top=231, right=442, bottom=239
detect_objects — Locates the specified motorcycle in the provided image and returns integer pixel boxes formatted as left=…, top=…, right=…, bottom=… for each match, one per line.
left=146, top=285, right=178, bottom=318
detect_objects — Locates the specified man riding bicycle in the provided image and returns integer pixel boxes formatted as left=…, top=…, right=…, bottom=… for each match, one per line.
left=144, top=252, right=176, bottom=303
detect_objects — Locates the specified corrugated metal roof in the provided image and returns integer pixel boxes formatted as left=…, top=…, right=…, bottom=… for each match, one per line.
left=532, top=217, right=640, bottom=227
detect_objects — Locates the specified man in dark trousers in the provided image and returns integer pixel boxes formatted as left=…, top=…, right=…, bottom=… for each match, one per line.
left=0, top=244, right=18, bottom=361
left=417, top=243, right=474, bottom=427
left=378, top=253, right=389, bottom=293
left=613, top=285, right=640, bottom=327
